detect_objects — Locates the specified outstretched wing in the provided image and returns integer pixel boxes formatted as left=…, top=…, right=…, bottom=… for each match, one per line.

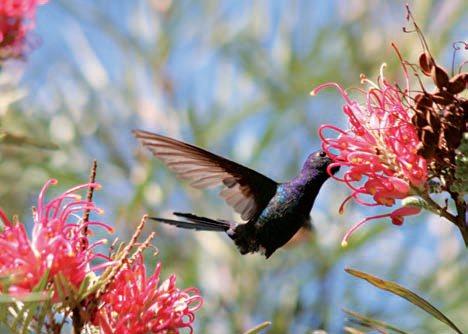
left=133, top=130, right=277, bottom=221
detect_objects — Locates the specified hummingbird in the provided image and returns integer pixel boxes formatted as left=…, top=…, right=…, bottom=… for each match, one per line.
left=133, top=129, right=339, bottom=258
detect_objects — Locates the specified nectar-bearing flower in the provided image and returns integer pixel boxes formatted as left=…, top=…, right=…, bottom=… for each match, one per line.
left=312, top=65, right=428, bottom=245
left=0, top=179, right=111, bottom=295
left=0, top=0, right=47, bottom=59
left=94, top=255, right=203, bottom=334
left=320, top=7, right=468, bottom=246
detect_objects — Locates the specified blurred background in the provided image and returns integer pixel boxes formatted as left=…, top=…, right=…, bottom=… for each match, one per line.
left=0, top=0, right=467, bottom=333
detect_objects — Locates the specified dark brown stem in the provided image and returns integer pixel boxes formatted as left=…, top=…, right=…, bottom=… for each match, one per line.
left=419, top=192, right=457, bottom=223
left=83, top=160, right=98, bottom=235
left=419, top=191, right=467, bottom=247
left=452, top=192, right=468, bottom=246
left=72, top=307, right=84, bottom=334
left=72, top=160, right=98, bottom=334
left=457, top=221, right=468, bottom=247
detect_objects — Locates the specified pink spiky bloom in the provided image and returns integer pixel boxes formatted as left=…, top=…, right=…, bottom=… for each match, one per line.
left=312, top=64, right=427, bottom=246
left=0, top=0, right=48, bottom=59
left=94, top=256, right=203, bottom=334
left=0, top=179, right=112, bottom=295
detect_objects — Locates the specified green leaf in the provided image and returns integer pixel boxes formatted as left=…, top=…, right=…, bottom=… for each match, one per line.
left=343, top=308, right=409, bottom=334
left=243, top=321, right=272, bottom=334
left=345, top=268, right=463, bottom=334
left=77, top=274, right=95, bottom=301
left=10, top=269, right=51, bottom=333
left=34, top=297, right=52, bottom=333
left=343, top=327, right=365, bottom=334
left=0, top=293, right=49, bottom=304
left=54, top=273, right=79, bottom=308
left=401, top=196, right=429, bottom=210
left=0, top=131, right=59, bottom=150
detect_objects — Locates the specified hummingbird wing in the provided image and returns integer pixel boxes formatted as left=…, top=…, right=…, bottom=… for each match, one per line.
left=133, top=130, right=277, bottom=221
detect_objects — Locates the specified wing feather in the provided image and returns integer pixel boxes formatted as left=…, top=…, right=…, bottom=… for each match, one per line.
left=133, top=129, right=277, bottom=221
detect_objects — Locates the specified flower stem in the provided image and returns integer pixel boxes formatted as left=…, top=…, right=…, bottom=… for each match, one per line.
left=83, top=160, right=98, bottom=235
left=452, top=193, right=468, bottom=247
left=418, top=191, right=468, bottom=247
left=458, top=223, right=468, bottom=247
left=72, top=307, right=84, bottom=334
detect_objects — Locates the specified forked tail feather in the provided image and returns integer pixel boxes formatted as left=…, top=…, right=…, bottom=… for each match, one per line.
left=148, top=212, right=232, bottom=232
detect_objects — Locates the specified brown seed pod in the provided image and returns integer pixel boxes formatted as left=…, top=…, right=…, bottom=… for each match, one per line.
left=418, top=52, right=434, bottom=76
left=432, top=90, right=454, bottom=106
left=448, top=73, right=467, bottom=95
left=426, top=110, right=441, bottom=131
left=443, top=110, right=456, bottom=121
left=431, top=65, right=450, bottom=90
left=422, top=125, right=435, bottom=134
left=461, top=100, right=468, bottom=110
left=461, top=102, right=468, bottom=131
left=417, top=143, right=435, bottom=159
left=419, top=130, right=439, bottom=157
left=443, top=105, right=463, bottom=121
left=412, top=110, right=427, bottom=128
left=442, top=124, right=462, bottom=148
left=415, top=93, right=433, bottom=110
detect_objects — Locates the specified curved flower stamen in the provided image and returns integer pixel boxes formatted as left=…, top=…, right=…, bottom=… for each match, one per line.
left=341, top=206, right=421, bottom=246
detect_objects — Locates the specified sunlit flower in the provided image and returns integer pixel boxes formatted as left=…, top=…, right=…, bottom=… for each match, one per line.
left=0, top=0, right=48, bottom=59
left=0, top=179, right=111, bottom=295
left=94, top=256, right=203, bottom=334
left=312, top=65, right=427, bottom=245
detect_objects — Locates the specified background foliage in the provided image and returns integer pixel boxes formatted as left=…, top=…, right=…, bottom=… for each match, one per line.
left=1, top=1, right=467, bottom=333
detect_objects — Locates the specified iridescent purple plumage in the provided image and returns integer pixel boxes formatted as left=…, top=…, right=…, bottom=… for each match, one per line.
left=133, top=130, right=339, bottom=258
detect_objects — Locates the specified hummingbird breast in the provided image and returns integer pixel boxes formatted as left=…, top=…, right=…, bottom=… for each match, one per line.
left=230, top=184, right=312, bottom=258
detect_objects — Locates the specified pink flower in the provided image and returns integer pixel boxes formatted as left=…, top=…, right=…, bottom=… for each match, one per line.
left=0, top=179, right=112, bottom=295
left=0, top=0, right=47, bottom=59
left=312, top=65, right=426, bottom=245
left=0, top=212, right=42, bottom=293
left=94, top=256, right=203, bottom=334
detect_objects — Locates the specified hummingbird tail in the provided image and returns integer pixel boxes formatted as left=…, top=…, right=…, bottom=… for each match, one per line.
left=148, top=212, right=232, bottom=232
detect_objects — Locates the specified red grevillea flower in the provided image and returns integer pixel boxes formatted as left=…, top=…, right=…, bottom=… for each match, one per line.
left=94, top=256, right=203, bottom=334
left=312, top=65, right=427, bottom=245
left=0, top=0, right=47, bottom=59
left=0, top=179, right=112, bottom=295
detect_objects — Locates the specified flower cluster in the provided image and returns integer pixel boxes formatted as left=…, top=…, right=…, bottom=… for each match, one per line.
left=411, top=49, right=467, bottom=181
left=0, top=179, right=203, bottom=333
left=313, top=33, right=467, bottom=246
left=0, top=0, right=47, bottom=59
left=312, top=65, right=428, bottom=246
left=0, top=179, right=110, bottom=295
left=94, top=256, right=203, bottom=334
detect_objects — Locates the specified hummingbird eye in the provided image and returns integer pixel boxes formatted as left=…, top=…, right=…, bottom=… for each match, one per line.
left=317, top=151, right=327, bottom=158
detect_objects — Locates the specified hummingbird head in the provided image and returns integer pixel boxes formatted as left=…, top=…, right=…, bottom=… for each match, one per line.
left=302, top=150, right=340, bottom=177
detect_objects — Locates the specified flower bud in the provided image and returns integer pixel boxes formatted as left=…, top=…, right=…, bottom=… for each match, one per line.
left=418, top=52, right=433, bottom=76
left=431, top=65, right=450, bottom=91
left=448, top=73, right=467, bottom=95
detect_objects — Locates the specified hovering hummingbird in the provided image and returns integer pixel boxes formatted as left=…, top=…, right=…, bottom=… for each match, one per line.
left=133, top=129, right=339, bottom=258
